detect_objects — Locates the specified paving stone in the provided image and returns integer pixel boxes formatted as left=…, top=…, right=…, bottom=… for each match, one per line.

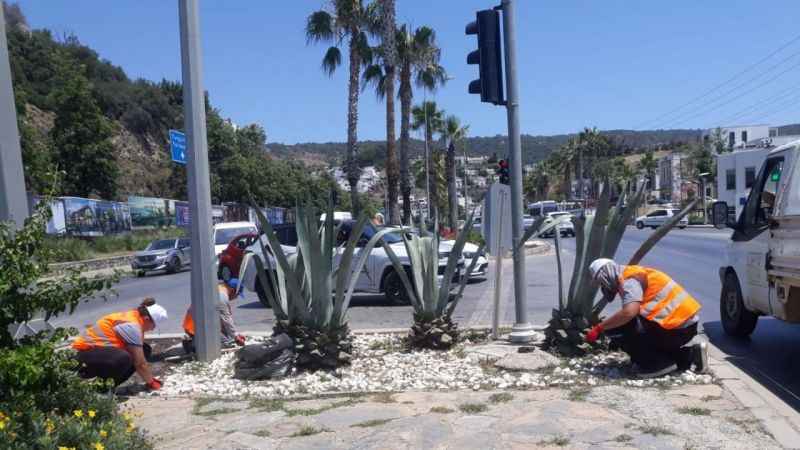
left=722, top=379, right=767, bottom=408
left=494, top=349, right=561, bottom=372
left=672, top=383, right=723, bottom=399
left=215, top=431, right=277, bottom=450
left=312, top=404, right=411, bottom=430
left=761, top=417, right=800, bottom=449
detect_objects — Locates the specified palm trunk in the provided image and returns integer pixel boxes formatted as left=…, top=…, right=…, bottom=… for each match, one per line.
left=427, top=126, right=439, bottom=225
left=446, top=140, right=457, bottom=230
left=346, top=32, right=362, bottom=217
left=385, top=65, right=399, bottom=225
left=399, top=64, right=412, bottom=224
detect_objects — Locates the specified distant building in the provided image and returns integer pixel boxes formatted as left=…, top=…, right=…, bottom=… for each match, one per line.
left=330, top=166, right=382, bottom=193
left=701, top=125, right=769, bottom=151
left=657, top=153, right=685, bottom=203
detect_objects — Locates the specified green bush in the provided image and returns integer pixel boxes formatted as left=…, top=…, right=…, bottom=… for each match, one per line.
left=43, top=228, right=187, bottom=262
left=43, top=236, right=92, bottom=262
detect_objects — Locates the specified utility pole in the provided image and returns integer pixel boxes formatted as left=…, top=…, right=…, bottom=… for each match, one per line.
left=0, top=10, right=28, bottom=229
left=179, top=0, right=219, bottom=361
left=500, top=0, right=534, bottom=342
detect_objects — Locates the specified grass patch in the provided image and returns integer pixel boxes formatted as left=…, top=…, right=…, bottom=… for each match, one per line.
left=537, top=435, right=570, bottom=447
left=351, top=418, right=394, bottom=428
left=676, top=406, right=711, bottom=416
left=193, top=407, right=239, bottom=417
left=458, top=402, right=489, bottom=414
left=289, top=425, right=329, bottom=438
left=614, top=434, right=633, bottom=442
left=253, top=429, right=271, bottom=437
left=192, top=397, right=240, bottom=417
left=701, top=395, right=721, bottom=402
left=284, top=398, right=362, bottom=417
left=430, top=406, right=454, bottom=414
left=249, top=398, right=285, bottom=412
left=567, top=386, right=591, bottom=402
left=477, top=357, right=499, bottom=374
left=638, top=425, right=674, bottom=436
left=488, top=393, right=513, bottom=404
left=371, top=392, right=397, bottom=403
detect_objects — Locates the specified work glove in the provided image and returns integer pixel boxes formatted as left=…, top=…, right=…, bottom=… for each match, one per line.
left=235, top=335, right=246, bottom=346
left=585, top=324, right=604, bottom=344
left=147, top=377, right=163, bottom=391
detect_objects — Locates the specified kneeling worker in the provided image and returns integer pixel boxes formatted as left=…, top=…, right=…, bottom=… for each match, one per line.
left=72, top=298, right=167, bottom=390
left=183, top=278, right=245, bottom=353
left=585, top=258, right=708, bottom=378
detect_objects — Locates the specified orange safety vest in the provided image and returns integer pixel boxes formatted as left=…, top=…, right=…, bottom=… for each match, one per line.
left=183, top=284, right=230, bottom=336
left=621, top=265, right=701, bottom=329
left=72, top=310, right=144, bottom=351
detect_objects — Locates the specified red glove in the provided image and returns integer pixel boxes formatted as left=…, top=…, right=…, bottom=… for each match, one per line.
left=585, top=324, right=604, bottom=344
left=235, top=335, right=246, bottom=346
left=147, top=377, right=163, bottom=391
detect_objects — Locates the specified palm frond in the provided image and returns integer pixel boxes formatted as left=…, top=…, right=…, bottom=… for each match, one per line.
left=306, top=10, right=335, bottom=44
left=362, top=63, right=387, bottom=100
left=322, top=46, right=342, bottom=76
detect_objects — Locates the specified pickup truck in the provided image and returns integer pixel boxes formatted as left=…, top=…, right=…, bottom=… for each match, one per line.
left=711, top=140, right=800, bottom=336
left=239, top=220, right=464, bottom=307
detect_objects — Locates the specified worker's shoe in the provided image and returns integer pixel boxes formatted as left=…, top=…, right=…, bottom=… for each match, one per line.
left=634, top=363, right=678, bottom=379
left=691, top=342, right=708, bottom=374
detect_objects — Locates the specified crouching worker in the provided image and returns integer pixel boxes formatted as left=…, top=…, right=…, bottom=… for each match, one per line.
left=585, top=258, right=708, bottom=378
left=182, top=278, right=245, bottom=353
left=72, top=298, right=168, bottom=390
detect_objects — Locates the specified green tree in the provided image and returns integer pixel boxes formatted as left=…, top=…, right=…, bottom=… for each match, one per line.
left=49, top=55, right=118, bottom=199
left=306, top=0, right=373, bottom=217
left=412, top=101, right=444, bottom=222
left=441, top=115, right=468, bottom=229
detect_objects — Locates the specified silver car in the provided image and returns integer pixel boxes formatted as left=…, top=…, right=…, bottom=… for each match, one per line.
left=132, top=238, right=191, bottom=276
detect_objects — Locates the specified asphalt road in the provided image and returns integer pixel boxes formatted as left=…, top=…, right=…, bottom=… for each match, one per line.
left=54, top=226, right=800, bottom=411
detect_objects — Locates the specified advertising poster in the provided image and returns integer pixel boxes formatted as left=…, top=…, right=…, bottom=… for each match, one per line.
left=175, top=201, right=191, bottom=227
left=128, top=196, right=173, bottom=228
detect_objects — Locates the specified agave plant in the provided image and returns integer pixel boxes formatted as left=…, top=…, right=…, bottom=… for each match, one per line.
left=382, top=215, right=485, bottom=349
left=542, top=182, right=698, bottom=356
left=247, top=199, right=395, bottom=370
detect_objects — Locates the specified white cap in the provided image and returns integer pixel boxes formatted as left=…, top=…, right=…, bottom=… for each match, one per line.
left=145, top=304, right=168, bottom=328
left=589, top=258, right=615, bottom=280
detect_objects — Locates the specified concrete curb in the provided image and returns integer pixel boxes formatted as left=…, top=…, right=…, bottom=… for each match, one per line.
left=708, top=344, right=800, bottom=449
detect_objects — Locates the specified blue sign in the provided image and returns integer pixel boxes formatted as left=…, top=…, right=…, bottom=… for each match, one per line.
left=169, top=130, right=187, bottom=165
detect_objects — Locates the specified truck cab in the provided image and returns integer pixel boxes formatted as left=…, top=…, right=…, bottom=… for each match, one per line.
left=712, top=140, right=800, bottom=336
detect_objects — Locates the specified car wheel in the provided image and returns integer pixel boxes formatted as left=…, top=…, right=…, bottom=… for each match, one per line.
left=720, top=272, right=758, bottom=337
left=167, top=257, right=181, bottom=274
left=636, top=221, right=644, bottom=229
left=136, top=270, right=146, bottom=277
left=678, top=226, right=686, bottom=230
left=383, top=269, right=411, bottom=306
left=255, top=273, right=277, bottom=309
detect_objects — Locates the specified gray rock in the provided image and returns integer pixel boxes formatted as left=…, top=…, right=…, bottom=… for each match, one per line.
left=494, top=349, right=560, bottom=371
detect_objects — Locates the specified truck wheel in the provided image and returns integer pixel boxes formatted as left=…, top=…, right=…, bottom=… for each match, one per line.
left=255, top=274, right=277, bottom=309
left=636, top=221, right=644, bottom=229
left=383, top=270, right=411, bottom=306
left=721, top=272, right=758, bottom=337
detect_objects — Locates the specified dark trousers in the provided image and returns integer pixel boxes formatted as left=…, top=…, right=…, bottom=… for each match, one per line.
left=75, top=344, right=151, bottom=386
left=606, top=316, right=697, bottom=371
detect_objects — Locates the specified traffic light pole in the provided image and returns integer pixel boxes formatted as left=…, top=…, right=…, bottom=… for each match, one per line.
left=500, top=0, right=535, bottom=343
left=0, top=10, right=28, bottom=229
left=179, top=0, right=220, bottom=362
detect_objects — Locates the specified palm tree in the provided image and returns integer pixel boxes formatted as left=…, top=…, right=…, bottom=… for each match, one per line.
left=306, top=1, right=372, bottom=216
left=411, top=101, right=444, bottom=223
left=397, top=25, right=447, bottom=224
left=441, top=115, right=469, bottom=230
left=361, top=0, right=399, bottom=224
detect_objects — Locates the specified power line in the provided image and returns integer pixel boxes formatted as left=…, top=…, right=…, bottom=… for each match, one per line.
left=744, top=91, right=800, bottom=124
left=716, top=84, right=800, bottom=126
left=633, top=31, right=800, bottom=130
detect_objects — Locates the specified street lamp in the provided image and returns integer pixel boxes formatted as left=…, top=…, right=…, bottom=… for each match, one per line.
left=698, top=172, right=710, bottom=224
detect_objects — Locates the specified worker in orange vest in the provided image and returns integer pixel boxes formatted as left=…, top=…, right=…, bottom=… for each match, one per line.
left=182, top=278, right=245, bottom=353
left=72, top=298, right=168, bottom=389
left=585, top=258, right=708, bottom=378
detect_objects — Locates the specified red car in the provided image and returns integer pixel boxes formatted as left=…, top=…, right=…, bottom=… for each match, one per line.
left=217, top=233, right=259, bottom=281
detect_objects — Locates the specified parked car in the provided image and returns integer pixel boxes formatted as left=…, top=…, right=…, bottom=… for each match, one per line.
left=132, top=238, right=191, bottom=276
left=213, top=221, right=258, bottom=255
left=216, top=224, right=298, bottom=282
left=239, top=220, right=464, bottom=307
left=472, top=216, right=483, bottom=232
left=462, top=242, right=489, bottom=278
left=541, top=212, right=575, bottom=238
left=635, top=209, right=688, bottom=230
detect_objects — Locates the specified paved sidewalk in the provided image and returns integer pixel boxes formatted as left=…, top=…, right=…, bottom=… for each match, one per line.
left=130, top=383, right=777, bottom=450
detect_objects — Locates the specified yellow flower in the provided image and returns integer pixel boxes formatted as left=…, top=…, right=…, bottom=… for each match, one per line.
left=88, top=410, right=96, bottom=418
left=93, top=442, right=104, bottom=450
left=99, top=430, right=108, bottom=438
left=126, top=424, right=134, bottom=433
left=73, top=410, right=83, bottom=418
left=46, top=421, right=54, bottom=433
left=58, top=447, right=70, bottom=450
left=0, top=421, right=5, bottom=430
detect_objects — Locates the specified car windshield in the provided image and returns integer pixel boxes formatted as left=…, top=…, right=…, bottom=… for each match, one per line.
left=670, top=209, right=680, bottom=214
left=147, top=240, right=174, bottom=251
left=215, top=227, right=255, bottom=245
left=363, top=224, right=402, bottom=244
left=550, top=212, right=568, bottom=218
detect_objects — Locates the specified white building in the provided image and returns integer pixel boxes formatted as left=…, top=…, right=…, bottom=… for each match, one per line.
left=716, top=148, right=770, bottom=219
left=701, top=125, right=770, bottom=151
left=330, top=166, right=382, bottom=193
left=657, top=153, right=685, bottom=203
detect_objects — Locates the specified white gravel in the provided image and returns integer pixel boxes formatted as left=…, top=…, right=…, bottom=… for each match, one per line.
left=155, top=334, right=714, bottom=399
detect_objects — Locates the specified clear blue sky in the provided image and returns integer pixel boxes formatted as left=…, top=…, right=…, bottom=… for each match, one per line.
left=15, top=1, right=800, bottom=144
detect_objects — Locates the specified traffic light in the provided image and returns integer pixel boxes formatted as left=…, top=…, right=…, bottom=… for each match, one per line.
left=497, top=159, right=510, bottom=185
left=466, top=9, right=504, bottom=105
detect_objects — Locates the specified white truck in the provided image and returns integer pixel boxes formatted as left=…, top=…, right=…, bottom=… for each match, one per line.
left=711, top=140, right=800, bottom=336
left=240, top=220, right=464, bottom=307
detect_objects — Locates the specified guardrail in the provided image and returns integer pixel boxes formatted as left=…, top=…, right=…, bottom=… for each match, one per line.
left=47, top=254, right=134, bottom=277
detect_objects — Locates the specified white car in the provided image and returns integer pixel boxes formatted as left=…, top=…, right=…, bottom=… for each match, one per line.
left=240, top=220, right=464, bottom=306
left=441, top=240, right=488, bottom=278
left=541, top=212, right=575, bottom=238
left=635, top=209, right=688, bottom=230
left=213, top=221, right=258, bottom=255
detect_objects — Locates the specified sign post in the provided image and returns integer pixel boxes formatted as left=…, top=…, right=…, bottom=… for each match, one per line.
left=179, top=0, right=219, bottom=362
left=484, top=183, right=511, bottom=339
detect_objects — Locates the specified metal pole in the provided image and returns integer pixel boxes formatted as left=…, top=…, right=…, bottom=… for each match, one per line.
left=491, top=191, right=506, bottom=340
left=501, top=0, right=533, bottom=343
left=463, top=143, right=469, bottom=221
left=423, top=91, right=430, bottom=222
left=0, top=12, right=28, bottom=228
left=179, top=0, right=219, bottom=361
left=701, top=177, right=707, bottom=224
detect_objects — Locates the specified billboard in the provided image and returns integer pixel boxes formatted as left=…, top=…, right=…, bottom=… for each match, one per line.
left=128, top=196, right=176, bottom=228
left=61, top=197, right=131, bottom=237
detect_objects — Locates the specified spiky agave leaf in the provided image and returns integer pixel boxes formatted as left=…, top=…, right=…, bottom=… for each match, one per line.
left=436, top=212, right=477, bottom=316
left=445, top=242, right=486, bottom=320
